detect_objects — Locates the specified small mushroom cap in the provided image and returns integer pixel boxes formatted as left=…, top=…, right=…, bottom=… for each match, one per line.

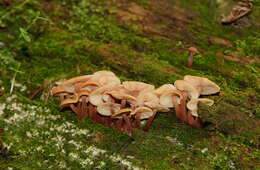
left=97, top=102, right=121, bottom=116
left=75, top=81, right=100, bottom=92
left=112, top=108, right=132, bottom=118
left=137, top=92, right=159, bottom=107
left=153, top=84, right=176, bottom=96
left=55, top=75, right=93, bottom=86
left=131, top=107, right=154, bottom=119
left=93, top=70, right=116, bottom=77
left=105, top=91, right=137, bottom=103
left=51, top=85, right=75, bottom=95
left=183, top=75, right=220, bottom=95
left=159, top=90, right=183, bottom=108
left=188, top=47, right=199, bottom=54
left=60, top=94, right=79, bottom=107
left=122, top=81, right=155, bottom=97
left=91, top=71, right=121, bottom=86
left=186, top=98, right=214, bottom=117
left=174, top=80, right=199, bottom=99
left=89, top=84, right=119, bottom=106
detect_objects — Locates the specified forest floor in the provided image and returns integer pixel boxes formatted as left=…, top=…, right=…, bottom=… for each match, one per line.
left=0, top=0, right=259, bottom=169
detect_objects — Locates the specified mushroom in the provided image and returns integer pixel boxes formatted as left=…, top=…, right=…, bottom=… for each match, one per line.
left=153, top=84, right=176, bottom=96
left=130, top=107, right=154, bottom=120
left=159, top=90, right=183, bottom=108
left=89, top=84, right=119, bottom=106
left=96, top=102, right=121, bottom=116
left=187, top=47, right=199, bottom=67
left=186, top=98, right=214, bottom=128
left=122, top=81, right=154, bottom=97
left=174, top=80, right=199, bottom=99
left=186, top=98, right=214, bottom=117
left=51, top=85, right=75, bottom=95
left=111, top=108, right=132, bottom=118
left=183, top=75, right=220, bottom=95
left=55, top=75, right=93, bottom=86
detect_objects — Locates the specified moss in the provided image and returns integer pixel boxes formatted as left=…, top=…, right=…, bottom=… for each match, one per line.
left=0, top=0, right=259, bottom=169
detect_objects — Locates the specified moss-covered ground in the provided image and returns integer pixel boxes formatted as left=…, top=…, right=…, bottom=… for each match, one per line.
left=0, top=0, right=259, bottom=169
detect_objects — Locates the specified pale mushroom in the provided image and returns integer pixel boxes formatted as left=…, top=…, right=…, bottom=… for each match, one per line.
left=122, top=81, right=155, bottom=97
left=186, top=98, right=214, bottom=117
left=96, top=102, right=121, bottom=116
left=174, top=80, right=199, bottom=99
left=130, top=107, right=154, bottom=120
left=111, top=108, right=132, bottom=118
left=159, top=90, right=183, bottom=108
left=153, top=84, right=176, bottom=96
left=55, top=75, right=93, bottom=86
left=183, top=75, right=220, bottom=95
left=89, top=84, right=119, bottom=106
left=104, top=90, right=137, bottom=103
left=51, top=85, right=75, bottom=95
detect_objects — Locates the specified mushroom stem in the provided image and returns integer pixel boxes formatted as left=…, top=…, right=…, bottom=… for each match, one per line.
left=89, top=104, right=97, bottom=122
left=121, top=99, right=126, bottom=109
left=123, top=114, right=133, bottom=136
left=175, top=91, right=188, bottom=122
left=187, top=53, right=194, bottom=67
left=143, top=111, right=157, bottom=131
left=135, top=111, right=141, bottom=129
left=70, top=103, right=80, bottom=116
left=187, top=110, right=203, bottom=128
left=79, top=96, right=88, bottom=119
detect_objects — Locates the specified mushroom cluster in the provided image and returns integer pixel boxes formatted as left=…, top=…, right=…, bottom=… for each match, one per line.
left=51, top=71, right=220, bottom=135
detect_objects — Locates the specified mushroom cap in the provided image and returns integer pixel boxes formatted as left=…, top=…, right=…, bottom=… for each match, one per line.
left=137, top=92, right=159, bottom=106
left=105, top=91, right=137, bottom=103
left=74, top=81, right=100, bottom=92
left=122, top=81, right=155, bottom=97
left=188, top=47, right=199, bottom=54
left=153, top=84, right=176, bottom=96
left=131, top=107, right=154, bottom=120
left=159, top=90, right=183, bottom=108
left=55, top=75, right=93, bottom=86
left=60, top=94, right=79, bottom=107
left=89, top=84, right=119, bottom=106
left=51, top=85, right=75, bottom=95
left=93, top=70, right=116, bottom=77
left=174, top=80, right=199, bottom=99
left=186, top=98, right=214, bottom=117
left=112, top=108, right=132, bottom=118
left=96, top=102, right=121, bottom=116
left=183, top=75, right=220, bottom=95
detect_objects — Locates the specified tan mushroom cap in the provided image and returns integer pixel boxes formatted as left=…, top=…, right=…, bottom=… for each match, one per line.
left=89, top=84, right=119, bottom=106
left=60, top=94, right=79, bottom=107
left=105, top=91, right=137, bottom=102
left=51, top=85, right=75, bottom=95
left=55, top=75, right=93, bottom=86
left=159, top=90, right=183, bottom=108
left=74, top=81, right=100, bottom=92
left=111, top=108, right=132, bottom=118
left=130, top=107, right=154, bottom=120
left=96, top=102, right=121, bottom=116
left=93, top=70, right=116, bottom=77
left=153, top=84, right=176, bottom=96
left=122, top=81, right=155, bottom=97
left=137, top=92, right=159, bottom=106
left=186, top=98, right=214, bottom=117
left=174, top=80, right=199, bottom=99
left=184, top=75, right=220, bottom=95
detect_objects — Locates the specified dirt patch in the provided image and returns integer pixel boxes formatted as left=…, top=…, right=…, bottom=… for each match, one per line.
left=114, top=0, right=195, bottom=40
left=217, top=52, right=260, bottom=64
